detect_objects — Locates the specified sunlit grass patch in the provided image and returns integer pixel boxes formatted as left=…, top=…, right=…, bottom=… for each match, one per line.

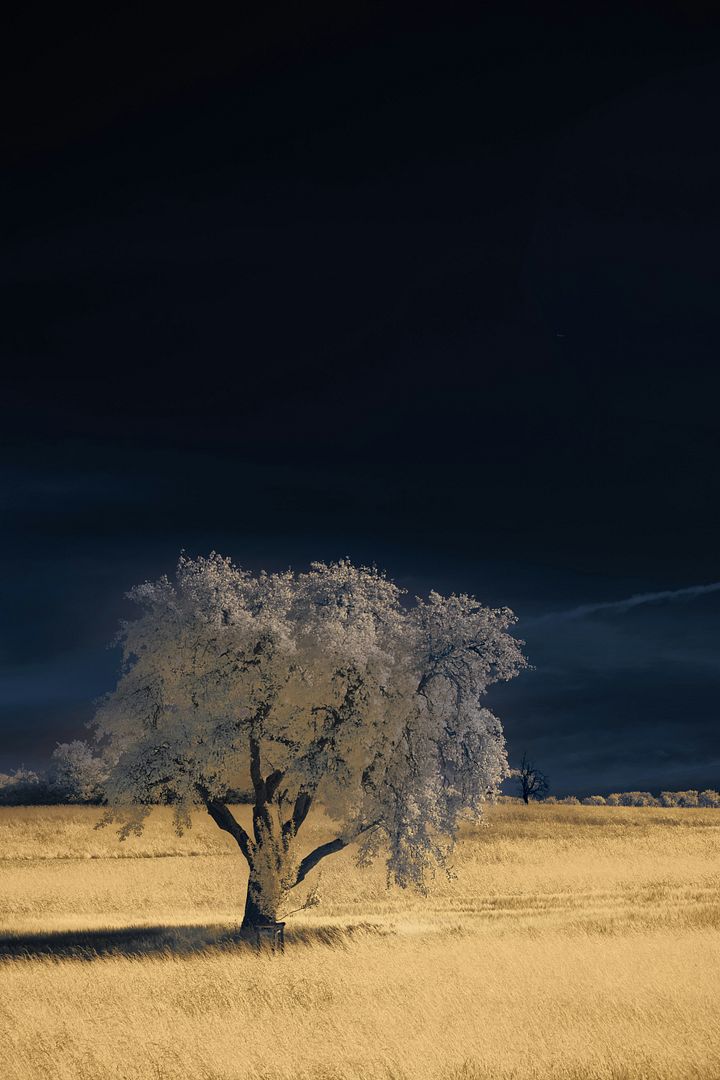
left=1, top=803, right=719, bottom=1080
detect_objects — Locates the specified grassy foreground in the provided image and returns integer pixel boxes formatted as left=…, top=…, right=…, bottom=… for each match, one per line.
left=1, top=803, right=719, bottom=1080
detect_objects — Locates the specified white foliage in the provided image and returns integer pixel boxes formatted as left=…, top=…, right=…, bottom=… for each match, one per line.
left=617, top=791, right=658, bottom=807
left=672, top=790, right=700, bottom=808
left=95, top=554, right=526, bottom=895
left=49, top=740, right=106, bottom=803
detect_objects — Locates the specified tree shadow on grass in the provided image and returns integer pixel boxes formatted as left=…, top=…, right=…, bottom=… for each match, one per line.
left=0, top=920, right=390, bottom=960
left=0, top=923, right=234, bottom=960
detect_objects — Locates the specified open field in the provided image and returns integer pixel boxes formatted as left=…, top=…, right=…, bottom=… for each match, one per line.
left=1, top=803, right=719, bottom=1080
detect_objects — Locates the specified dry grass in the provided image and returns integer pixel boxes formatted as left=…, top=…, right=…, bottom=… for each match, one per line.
left=1, top=803, right=719, bottom=1079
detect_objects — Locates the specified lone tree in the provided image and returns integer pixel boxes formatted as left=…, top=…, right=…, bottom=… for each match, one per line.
left=95, top=554, right=527, bottom=929
left=515, top=752, right=549, bottom=804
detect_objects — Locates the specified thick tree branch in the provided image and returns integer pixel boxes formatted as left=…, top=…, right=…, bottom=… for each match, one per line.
left=282, top=791, right=313, bottom=842
left=265, top=769, right=285, bottom=803
left=248, top=729, right=285, bottom=842
left=293, top=837, right=347, bottom=886
left=292, top=820, right=381, bottom=887
left=248, top=721, right=281, bottom=838
left=249, top=734, right=263, bottom=794
left=203, top=797, right=253, bottom=864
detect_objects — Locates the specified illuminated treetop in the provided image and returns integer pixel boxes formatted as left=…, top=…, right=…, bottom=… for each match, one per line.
left=96, top=554, right=526, bottom=928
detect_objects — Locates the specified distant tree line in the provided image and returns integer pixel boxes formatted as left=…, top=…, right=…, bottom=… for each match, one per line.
left=505, top=790, right=720, bottom=808
left=577, top=790, right=720, bottom=807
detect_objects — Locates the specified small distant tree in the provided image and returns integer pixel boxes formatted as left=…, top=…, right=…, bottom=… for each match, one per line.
left=699, top=789, right=720, bottom=808
left=582, top=795, right=606, bottom=805
left=514, top=752, right=549, bottom=805
left=48, top=741, right=106, bottom=803
left=95, top=554, right=527, bottom=929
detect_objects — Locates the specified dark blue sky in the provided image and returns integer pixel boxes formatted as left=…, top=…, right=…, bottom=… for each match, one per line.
left=2, top=6, right=720, bottom=793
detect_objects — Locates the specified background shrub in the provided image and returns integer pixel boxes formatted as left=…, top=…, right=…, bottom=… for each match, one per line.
left=47, top=741, right=107, bottom=804
left=674, top=790, right=700, bottom=808
left=618, top=792, right=658, bottom=807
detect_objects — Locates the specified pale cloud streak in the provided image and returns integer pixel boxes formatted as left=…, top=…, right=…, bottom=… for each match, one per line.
left=529, top=582, right=720, bottom=624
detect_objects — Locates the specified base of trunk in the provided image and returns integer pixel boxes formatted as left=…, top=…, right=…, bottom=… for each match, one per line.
left=241, top=877, right=279, bottom=931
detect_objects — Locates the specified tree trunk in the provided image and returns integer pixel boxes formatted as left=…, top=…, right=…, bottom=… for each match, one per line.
left=203, top=796, right=288, bottom=929
left=241, top=869, right=273, bottom=929
left=203, top=787, right=352, bottom=930
left=241, top=864, right=281, bottom=930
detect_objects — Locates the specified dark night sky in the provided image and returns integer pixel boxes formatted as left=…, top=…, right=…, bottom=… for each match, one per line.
left=2, top=5, right=720, bottom=793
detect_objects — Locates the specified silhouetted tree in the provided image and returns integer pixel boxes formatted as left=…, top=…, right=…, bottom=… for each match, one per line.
left=515, top=752, right=549, bottom=804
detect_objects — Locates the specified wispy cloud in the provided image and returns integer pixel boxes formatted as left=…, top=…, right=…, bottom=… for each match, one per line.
left=529, top=582, right=720, bottom=624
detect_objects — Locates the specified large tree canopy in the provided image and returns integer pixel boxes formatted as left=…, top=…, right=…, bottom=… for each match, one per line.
left=95, top=554, right=527, bottom=927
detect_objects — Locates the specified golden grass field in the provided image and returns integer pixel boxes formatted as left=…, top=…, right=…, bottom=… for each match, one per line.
left=1, top=802, right=719, bottom=1080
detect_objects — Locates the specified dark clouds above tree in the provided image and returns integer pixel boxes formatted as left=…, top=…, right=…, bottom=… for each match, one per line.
left=1, top=6, right=719, bottom=789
